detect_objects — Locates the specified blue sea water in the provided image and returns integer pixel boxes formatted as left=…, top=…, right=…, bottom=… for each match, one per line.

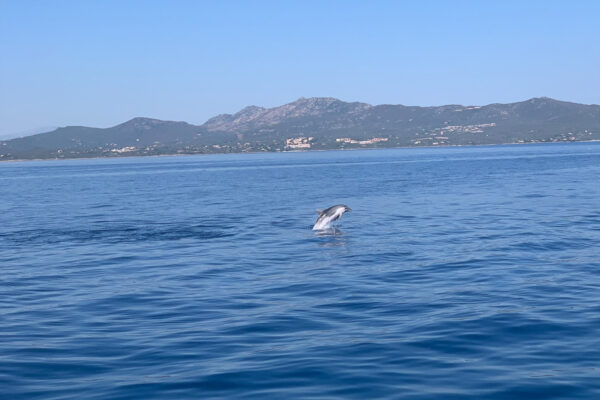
left=1, top=143, right=600, bottom=399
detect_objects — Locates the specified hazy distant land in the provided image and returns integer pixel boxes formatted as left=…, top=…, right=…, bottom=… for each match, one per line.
left=2, top=97, right=599, bottom=161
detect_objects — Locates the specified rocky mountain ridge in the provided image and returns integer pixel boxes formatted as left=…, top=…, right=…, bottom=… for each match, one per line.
left=2, top=97, right=599, bottom=160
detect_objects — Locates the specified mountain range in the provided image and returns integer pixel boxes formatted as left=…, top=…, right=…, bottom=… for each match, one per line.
left=2, top=97, right=599, bottom=160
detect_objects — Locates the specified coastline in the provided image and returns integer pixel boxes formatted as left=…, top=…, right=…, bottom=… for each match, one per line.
left=1, top=139, right=599, bottom=164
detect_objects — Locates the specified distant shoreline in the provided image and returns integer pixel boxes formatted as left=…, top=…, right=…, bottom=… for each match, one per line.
left=1, top=139, right=599, bottom=164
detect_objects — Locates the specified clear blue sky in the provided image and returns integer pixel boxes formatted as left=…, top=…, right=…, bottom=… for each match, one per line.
left=1, top=0, right=599, bottom=137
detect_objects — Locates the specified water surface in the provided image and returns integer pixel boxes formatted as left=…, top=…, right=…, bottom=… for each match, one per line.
left=1, top=143, right=600, bottom=399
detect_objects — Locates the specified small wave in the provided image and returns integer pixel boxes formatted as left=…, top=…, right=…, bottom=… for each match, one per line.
left=496, top=238, right=595, bottom=252
left=0, top=223, right=235, bottom=246
left=517, top=193, right=548, bottom=198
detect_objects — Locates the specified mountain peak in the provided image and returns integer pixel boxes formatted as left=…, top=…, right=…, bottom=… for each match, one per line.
left=528, top=96, right=557, bottom=103
left=115, top=117, right=195, bottom=131
left=203, top=98, right=346, bottom=131
left=238, top=105, right=265, bottom=112
left=118, top=117, right=165, bottom=128
left=234, top=105, right=266, bottom=118
left=290, top=97, right=340, bottom=107
left=202, top=97, right=375, bottom=132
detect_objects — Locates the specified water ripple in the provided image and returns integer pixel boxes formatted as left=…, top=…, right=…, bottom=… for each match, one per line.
left=1, top=143, right=600, bottom=399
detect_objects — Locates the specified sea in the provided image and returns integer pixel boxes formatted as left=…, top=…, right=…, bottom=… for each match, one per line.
left=1, top=142, right=599, bottom=399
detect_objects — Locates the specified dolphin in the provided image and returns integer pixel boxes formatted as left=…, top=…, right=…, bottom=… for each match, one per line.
left=312, top=204, right=352, bottom=230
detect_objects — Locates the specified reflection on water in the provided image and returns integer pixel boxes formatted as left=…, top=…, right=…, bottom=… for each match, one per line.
left=316, top=235, right=349, bottom=249
left=314, top=227, right=344, bottom=236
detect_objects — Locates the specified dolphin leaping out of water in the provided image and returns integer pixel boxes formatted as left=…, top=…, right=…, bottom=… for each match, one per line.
left=312, top=205, right=352, bottom=230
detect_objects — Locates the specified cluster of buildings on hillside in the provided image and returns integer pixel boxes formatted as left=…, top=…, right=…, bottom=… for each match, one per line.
left=285, top=136, right=389, bottom=150
left=285, top=137, right=314, bottom=149
left=438, top=122, right=496, bottom=134
left=111, top=146, right=137, bottom=153
left=335, top=137, right=388, bottom=145
left=411, top=123, right=498, bottom=145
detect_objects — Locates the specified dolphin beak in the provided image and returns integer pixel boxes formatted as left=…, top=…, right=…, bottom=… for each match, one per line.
left=346, top=207, right=352, bottom=212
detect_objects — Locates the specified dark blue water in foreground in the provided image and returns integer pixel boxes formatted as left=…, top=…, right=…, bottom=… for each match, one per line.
left=1, top=143, right=600, bottom=399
